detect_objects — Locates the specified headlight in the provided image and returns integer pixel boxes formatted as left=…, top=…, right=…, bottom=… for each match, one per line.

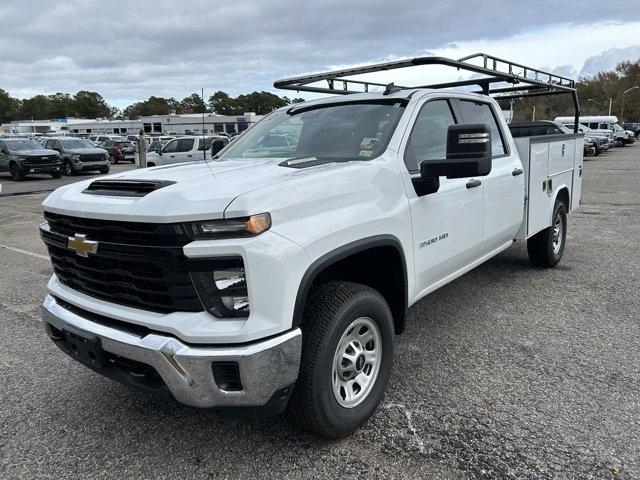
left=190, top=257, right=250, bottom=318
left=185, top=213, right=271, bottom=239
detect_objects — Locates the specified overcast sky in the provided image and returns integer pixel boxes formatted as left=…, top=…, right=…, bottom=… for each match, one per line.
left=1, top=0, right=640, bottom=108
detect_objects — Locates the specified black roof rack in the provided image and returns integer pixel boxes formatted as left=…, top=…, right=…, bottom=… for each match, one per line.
left=274, top=53, right=580, bottom=132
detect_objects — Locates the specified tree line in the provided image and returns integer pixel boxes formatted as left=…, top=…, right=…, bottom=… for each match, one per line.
left=0, top=89, right=304, bottom=124
left=1, top=58, right=638, bottom=124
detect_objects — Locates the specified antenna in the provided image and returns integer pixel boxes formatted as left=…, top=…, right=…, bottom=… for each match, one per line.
left=201, top=88, right=206, bottom=160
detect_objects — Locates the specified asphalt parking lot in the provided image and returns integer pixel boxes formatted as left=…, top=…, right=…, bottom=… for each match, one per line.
left=1, top=146, right=639, bottom=479
left=0, top=163, right=135, bottom=197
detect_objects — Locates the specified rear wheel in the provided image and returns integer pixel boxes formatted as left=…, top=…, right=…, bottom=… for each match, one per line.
left=527, top=199, right=567, bottom=267
left=109, top=155, right=118, bottom=165
left=146, top=162, right=155, bottom=167
left=9, top=163, right=24, bottom=181
left=288, top=281, right=395, bottom=438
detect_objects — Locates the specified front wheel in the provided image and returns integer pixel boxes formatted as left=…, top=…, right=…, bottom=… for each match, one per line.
left=288, top=281, right=395, bottom=438
left=50, top=171, right=62, bottom=179
left=10, top=163, right=24, bottom=181
left=63, top=161, right=75, bottom=176
left=527, top=200, right=567, bottom=267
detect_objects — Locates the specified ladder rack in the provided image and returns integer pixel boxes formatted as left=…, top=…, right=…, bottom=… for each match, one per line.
left=273, top=53, right=580, bottom=131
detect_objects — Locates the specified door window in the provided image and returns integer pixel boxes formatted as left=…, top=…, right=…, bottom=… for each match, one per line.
left=457, top=100, right=506, bottom=156
left=162, top=139, right=180, bottom=153
left=178, top=139, right=195, bottom=152
left=404, top=99, right=456, bottom=173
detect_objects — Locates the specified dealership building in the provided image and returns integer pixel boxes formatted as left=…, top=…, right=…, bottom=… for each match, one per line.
left=1, top=112, right=263, bottom=136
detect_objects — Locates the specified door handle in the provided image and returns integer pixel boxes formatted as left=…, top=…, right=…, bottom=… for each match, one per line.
left=170, top=155, right=175, bottom=158
left=466, top=179, right=482, bottom=189
left=187, top=155, right=193, bottom=158
left=512, top=168, right=524, bottom=176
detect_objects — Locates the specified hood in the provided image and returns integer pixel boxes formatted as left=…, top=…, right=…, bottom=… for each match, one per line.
left=42, top=158, right=305, bottom=222
left=12, top=148, right=58, bottom=156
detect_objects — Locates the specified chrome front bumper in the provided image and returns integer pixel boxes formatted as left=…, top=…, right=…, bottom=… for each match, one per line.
left=42, top=294, right=302, bottom=409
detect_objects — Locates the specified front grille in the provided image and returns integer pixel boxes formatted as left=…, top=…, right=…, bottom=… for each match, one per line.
left=44, top=211, right=190, bottom=246
left=79, top=154, right=106, bottom=162
left=23, top=156, right=58, bottom=165
left=41, top=214, right=207, bottom=313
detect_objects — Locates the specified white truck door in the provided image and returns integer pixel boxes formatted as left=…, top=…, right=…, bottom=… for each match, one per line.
left=400, top=98, right=484, bottom=294
left=173, top=138, right=196, bottom=164
left=455, top=99, right=524, bottom=250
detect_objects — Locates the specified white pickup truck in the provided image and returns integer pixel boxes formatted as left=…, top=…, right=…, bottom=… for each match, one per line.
left=39, top=54, right=583, bottom=437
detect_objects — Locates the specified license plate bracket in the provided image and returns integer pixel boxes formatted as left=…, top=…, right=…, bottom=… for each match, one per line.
left=63, top=326, right=106, bottom=368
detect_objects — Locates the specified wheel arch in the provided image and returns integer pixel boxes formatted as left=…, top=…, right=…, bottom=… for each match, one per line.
left=292, top=235, right=409, bottom=335
left=551, top=185, right=570, bottom=219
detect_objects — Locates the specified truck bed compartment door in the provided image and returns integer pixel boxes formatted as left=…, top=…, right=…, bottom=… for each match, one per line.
left=571, top=140, right=583, bottom=212
left=527, top=142, right=552, bottom=236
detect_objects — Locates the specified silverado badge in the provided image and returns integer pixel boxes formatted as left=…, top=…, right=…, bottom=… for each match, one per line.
left=67, top=234, right=98, bottom=257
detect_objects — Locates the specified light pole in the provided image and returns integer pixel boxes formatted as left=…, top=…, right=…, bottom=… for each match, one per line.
left=621, top=86, right=639, bottom=122
left=608, top=97, right=612, bottom=116
left=532, top=105, right=536, bottom=121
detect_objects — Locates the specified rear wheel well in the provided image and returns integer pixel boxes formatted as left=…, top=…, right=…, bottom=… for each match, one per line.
left=556, top=187, right=570, bottom=210
left=296, top=240, right=408, bottom=335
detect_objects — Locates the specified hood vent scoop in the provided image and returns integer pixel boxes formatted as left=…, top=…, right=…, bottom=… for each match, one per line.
left=83, top=179, right=176, bottom=197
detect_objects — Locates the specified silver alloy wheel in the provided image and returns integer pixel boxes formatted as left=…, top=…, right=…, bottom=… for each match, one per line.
left=552, top=212, right=563, bottom=254
left=332, top=317, right=382, bottom=408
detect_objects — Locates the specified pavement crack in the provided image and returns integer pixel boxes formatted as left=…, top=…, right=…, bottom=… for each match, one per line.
left=383, top=402, right=426, bottom=454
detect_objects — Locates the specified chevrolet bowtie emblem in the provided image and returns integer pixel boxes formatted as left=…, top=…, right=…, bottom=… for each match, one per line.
left=67, top=233, right=98, bottom=257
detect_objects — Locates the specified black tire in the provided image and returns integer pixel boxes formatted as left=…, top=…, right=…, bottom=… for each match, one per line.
left=99, top=167, right=110, bottom=174
left=50, top=171, right=62, bottom=179
left=527, top=200, right=567, bottom=268
left=63, top=160, right=75, bottom=176
left=147, top=162, right=155, bottom=167
left=288, top=281, right=395, bottom=438
left=9, top=163, right=24, bottom=181
left=109, top=155, right=118, bottom=165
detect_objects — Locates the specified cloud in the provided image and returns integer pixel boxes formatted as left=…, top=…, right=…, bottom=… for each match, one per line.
left=1, top=0, right=640, bottom=108
left=580, top=46, right=640, bottom=76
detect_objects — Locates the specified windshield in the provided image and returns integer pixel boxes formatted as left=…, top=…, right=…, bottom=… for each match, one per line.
left=61, top=139, right=94, bottom=149
left=216, top=101, right=406, bottom=161
left=6, top=139, right=42, bottom=151
left=555, top=123, right=573, bottom=134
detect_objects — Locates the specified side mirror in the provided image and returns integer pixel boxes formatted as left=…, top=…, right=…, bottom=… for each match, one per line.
left=421, top=124, right=492, bottom=179
left=0, top=148, right=7, bottom=154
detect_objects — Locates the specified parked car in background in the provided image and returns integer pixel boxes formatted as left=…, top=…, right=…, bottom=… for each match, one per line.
left=97, top=139, right=136, bottom=164
left=555, top=116, right=633, bottom=146
left=555, top=121, right=615, bottom=150
left=509, top=120, right=597, bottom=157
left=622, top=122, right=640, bottom=137
left=42, top=137, right=110, bottom=176
left=0, top=138, right=62, bottom=180
left=145, top=136, right=227, bottom=167
left=88, top=134, right=127, bottom=145
left=611, top=123, right=636, bottom=145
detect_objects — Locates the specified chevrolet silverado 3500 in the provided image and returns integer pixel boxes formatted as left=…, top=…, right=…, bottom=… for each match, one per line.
left=40, top=54, right=583, bottom=437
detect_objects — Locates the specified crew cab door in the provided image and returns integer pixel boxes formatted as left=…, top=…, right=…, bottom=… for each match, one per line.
left=162, top=138, right=196, bottom=164
left=453, top=99, right=524, bottom=249
left=400, top=97, right=484, bottom=295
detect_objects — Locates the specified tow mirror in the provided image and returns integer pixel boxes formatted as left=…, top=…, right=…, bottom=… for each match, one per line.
left=420, top=123, right=492, bottom=180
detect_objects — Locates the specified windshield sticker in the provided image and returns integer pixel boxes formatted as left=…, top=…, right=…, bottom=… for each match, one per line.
left=358, top=137, right=378, bottom=157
